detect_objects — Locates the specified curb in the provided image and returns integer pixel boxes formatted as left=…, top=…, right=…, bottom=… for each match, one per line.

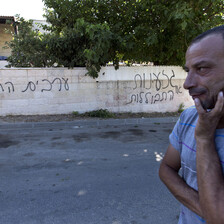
left=0, top=117, right=179, bottom=130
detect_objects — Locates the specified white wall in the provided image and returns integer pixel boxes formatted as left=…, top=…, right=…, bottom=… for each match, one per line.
left=0, top=66, right=193, bottom=116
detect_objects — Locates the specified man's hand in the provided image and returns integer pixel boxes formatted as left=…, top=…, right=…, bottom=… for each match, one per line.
left=194, top=91, right=224, bottom=140
left=194, top=91, right=224, bottom=224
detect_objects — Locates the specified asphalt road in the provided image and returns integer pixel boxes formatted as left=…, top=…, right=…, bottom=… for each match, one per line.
left=0, top=117, right=180, bottom=224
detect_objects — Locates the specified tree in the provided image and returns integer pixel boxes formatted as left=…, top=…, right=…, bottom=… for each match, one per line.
left=43, top=18, right=121, bottom=77
left=6, top=16, right=120, bottom=77
left=6, top=1, right=224, bottom=77
left=6, top=16, right=52, bottom=67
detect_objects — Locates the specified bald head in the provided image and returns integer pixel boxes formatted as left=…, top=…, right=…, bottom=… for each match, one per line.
left=191, top=25, right=224, bottom=46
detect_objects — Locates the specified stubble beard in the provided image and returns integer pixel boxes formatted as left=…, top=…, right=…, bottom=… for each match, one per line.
left=200, top=95, right=216, bottom=110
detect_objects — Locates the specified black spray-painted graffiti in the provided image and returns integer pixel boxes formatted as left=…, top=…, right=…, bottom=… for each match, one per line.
left=22, top=78, right=69, bottom=93
left=0, top=82, right=15, bottom=93
left=0, top=77, right=69, bottom=93
left=127, top=70, right=182, bottom=104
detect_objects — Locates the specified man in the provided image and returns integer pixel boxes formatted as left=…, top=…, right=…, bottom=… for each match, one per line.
left=159, top=25, right=224, bottom=224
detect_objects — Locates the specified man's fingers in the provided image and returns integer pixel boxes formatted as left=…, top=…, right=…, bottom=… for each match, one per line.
left=213, top=91, right=224, bottom=113
left=194, top=92, right=224, bottom=115
left=194, top=98, right=205, bottom=114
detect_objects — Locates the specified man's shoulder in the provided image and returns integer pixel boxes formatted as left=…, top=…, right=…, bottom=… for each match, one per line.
left=169, top=106, right=197, bottom=150
left=181, top=106, right=197, bottom=116
left=179, top=106, right=198, bottom=126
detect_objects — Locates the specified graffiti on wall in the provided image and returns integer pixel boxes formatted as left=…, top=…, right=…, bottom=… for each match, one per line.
left=127, top=70, right=183, bottom=104
left=0, top=77, right=69, bottom=93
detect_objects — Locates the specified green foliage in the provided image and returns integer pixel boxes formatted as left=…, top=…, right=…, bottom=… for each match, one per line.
left=6, top=16, right=52, bottom=67
left=6, top=1, right=224, bottom=77
left=72, top=111, right=80, bottom=116
left=43, top=0, right=224, bottom=67
left=84, top=109, right=115, bottom=118
left=6, top=16, right=121, bottom=77
left=178, top=103, right=185, bottom=113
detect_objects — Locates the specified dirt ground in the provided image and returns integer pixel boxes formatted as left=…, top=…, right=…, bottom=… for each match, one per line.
left=0, top=112, right=180, bottom=123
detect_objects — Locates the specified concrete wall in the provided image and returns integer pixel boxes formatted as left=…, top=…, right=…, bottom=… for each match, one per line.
left=0, top=66, right=193, bottom=116
left=0, top=24, right=13, bottom=57
left=0, top=61, right=8, bottom=68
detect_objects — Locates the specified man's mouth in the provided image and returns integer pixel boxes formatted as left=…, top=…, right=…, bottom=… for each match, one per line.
left=190, top=94, right=203, bottom=100
left=189, top=89, right=206, bottom=99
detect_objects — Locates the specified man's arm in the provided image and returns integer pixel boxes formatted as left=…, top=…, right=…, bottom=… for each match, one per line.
left=159, top=144, right=203, bottom=216
left=194, top=92, right=224, bottom=224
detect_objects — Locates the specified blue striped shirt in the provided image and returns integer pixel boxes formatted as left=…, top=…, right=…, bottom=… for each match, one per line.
left=169, top=106, right=224, bottom=224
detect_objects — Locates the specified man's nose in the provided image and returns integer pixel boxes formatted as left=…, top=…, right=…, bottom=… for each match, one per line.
left=183, top=71, right=197, bottom=90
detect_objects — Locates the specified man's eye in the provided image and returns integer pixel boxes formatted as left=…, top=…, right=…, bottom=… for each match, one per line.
left=198, top=67, right=208, bottom=72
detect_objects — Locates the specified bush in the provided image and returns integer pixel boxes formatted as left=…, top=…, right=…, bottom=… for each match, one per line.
left=84, top=109, right=115, bottom=118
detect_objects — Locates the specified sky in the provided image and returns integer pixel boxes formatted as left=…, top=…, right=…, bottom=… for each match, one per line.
left=0, top=0, right=45, bottom=20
